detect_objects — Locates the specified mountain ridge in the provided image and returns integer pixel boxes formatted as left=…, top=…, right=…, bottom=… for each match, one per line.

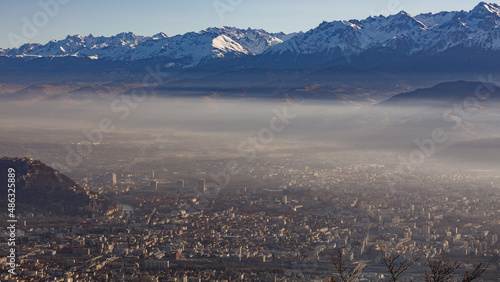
left=380, top=80, right=500, bottom=106
left=2, top=2, right=500, bottom=69
left=1, top=27, right=299, bottom=67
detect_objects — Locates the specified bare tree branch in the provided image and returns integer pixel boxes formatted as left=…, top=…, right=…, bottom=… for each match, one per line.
left=330, top=248, right=366, bottom=282
left=460, top=262, right=488, bottom=282
left=381, top=251, right=416, bottom=282
left=425, top=259, right=460, bottom=282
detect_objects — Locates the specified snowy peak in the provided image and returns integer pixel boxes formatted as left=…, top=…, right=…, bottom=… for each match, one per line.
left=385, top=11, right=426, bottom=30
left=201, top=26, right=288, bottom=54
left=471, top=2, right=500, bottom=17
left=3, top=2, right=500, bottom=68
left=266, top=2, right=500, bottom=58
left=110, top=32, right=145, bottom=45
left=211, top=34, right=248, bottom=57
left=152, top=32, right=168, bottom=40
left=2, top=27, right=295, bottom=66
left=414, top=11, right=458, bottom=29
left=64, top=34, right=85, bottom=42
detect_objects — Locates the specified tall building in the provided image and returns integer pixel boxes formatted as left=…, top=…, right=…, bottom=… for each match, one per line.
left=282, top=195, right=288, bottom=205
left=198, top=179, right=206, bottom=193
left=177, top=179, right=185, bottom=194
left=108, top=173, right=117, bottom=186
left=150, top=180, right=158, bottom=191
left=423, top=225, right=431, bottom=235
left=392, top=215, right=400, bottom=224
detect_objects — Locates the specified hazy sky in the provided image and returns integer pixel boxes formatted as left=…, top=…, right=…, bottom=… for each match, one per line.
left=0, top=0, right=496, bottom=48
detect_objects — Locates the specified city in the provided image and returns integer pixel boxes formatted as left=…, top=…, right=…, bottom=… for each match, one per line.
left=2, top=1, right=500, bottom=281
left=1, top=156, right=498, bottom=281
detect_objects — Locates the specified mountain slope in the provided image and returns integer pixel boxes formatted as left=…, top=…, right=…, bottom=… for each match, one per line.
left=381, top=80, right=500, bottom=106
left=262, top=2, right=500, bottom=67
left=0, top=157, right=118, bottom=216
left=1, top=27, right=297, bottom=67
left=319, top=81, right=500, bottom=152
left=3, top=2, right=500, bottom=70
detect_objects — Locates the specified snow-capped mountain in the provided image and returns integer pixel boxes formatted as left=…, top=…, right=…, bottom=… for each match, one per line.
left=2, top=2, right=500, bottom=69
left=1, top=27, right=297, bottom=67
left=7, top=32, right=148, bottom=60
left=266, top=2, right=500, bottom=58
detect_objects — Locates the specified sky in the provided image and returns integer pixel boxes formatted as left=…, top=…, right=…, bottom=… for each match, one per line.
left=0, top=0, right=497, bottom=48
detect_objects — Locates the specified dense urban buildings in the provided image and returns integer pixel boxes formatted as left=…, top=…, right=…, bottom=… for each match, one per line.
left=1, top=156, right=498, bottom=281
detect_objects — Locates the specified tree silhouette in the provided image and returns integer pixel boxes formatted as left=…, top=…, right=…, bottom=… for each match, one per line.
left=381, top=251, right=416, bottom=281
left=460, top=262, right=488, bottom=282
left=425, top=259, right=460, bottom=282
left=327, top=248, right=489, bottom=282
left=329, top=248, right=366, bottom=282
left=425, top=259, right=488, bottom=282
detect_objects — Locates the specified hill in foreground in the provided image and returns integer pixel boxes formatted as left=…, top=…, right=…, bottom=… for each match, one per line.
left=0, top=157, right=118, bottom=216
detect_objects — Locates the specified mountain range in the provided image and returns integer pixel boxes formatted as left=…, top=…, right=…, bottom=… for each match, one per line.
left=263, top=2, right=500, bottom=66
left=2, top=2, right=500, bottom=102
left=2, top=2, right=500, bottom=69
left=0, top=27, right=298, bottom=67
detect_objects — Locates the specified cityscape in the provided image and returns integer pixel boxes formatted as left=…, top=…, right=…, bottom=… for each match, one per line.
left=0, top=152, right=498, bottom=280
left=2, top=1, right=500, bottom=281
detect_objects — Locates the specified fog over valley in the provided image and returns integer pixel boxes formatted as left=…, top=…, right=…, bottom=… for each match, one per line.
left=2, top=92, right=500, bottom=181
